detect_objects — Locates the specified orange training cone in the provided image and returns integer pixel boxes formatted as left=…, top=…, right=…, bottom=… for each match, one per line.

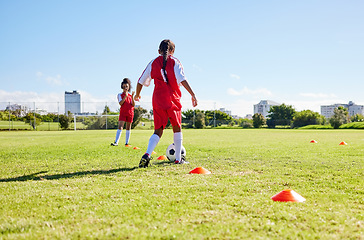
left=133, top=147, right=140, bottom=150
left=271, top=189, right=306, bottom=202
left=310, top=140, right=317, bottom=143
left=157, top=155, right=167, bottom=160
left=189, top=167, right=211, bottom=174
left=152, top=151, right=157, bottom=154
left=339, top=141, right=347, bottom=145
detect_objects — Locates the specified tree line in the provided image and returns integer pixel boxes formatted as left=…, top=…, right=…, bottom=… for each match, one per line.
left=1, top=104, right=363, bottom=130
left=0, top=106, right=148, bottom=130
left=252, top=104, right=363, bottom=129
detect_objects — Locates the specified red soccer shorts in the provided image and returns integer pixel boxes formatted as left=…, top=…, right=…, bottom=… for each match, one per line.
left=119, top=113, right=134, bottom=123
left=153, top=108, right=181, bottom=130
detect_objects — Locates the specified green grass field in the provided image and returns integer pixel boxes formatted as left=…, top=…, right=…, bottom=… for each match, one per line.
left=0, top=129, right=363, bottom=239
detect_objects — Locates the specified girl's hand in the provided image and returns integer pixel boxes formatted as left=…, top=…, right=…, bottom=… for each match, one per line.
left=132, top=91, right=135, bottom=96
left=191, top=95, right=198, bottom=107
left=134, top=94, right=141, bottom=102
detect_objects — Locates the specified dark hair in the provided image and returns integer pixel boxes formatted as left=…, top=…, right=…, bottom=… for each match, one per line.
left=121, top=78, right=132, bottom=92
left=159, top=39, right=175, bottom=83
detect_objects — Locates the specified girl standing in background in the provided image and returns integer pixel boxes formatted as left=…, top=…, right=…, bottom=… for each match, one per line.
left=111, top=78, right=135, bottom=147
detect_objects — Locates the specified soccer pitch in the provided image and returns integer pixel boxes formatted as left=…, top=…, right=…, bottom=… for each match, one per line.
left=0, top=129, right=363, bottom=239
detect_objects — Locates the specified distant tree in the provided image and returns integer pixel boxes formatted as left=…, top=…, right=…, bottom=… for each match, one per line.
left=59, top=112, right=73, bottom=130
left=106, top=116, right=119, bottom=128
left=329, top=106, right=349, bottom=129
left=23, top=112, right=42, bottom=130
left=267, top=104, right=296, bottom=128
left=292, top=110, right=323, bottom=128
left=131, top=106, right=147, bottom=129
left=182, top=109, right=204, bottom=128
left=83, top=116, right=119, bottom=129
left=1, top=110, right=19, bottom=121
left=59, top=115, right=70, bottom=130
left=351, top=113, right=364, bottom=122
left=85, top=108, right=145, bottom=130
left=252, top=113, right=266, bottom=128
left=182, top=109, right=235, bottom=127
left=205, top=110, right=233, bottom=126
left=228, top=119, right=239, bottom=127
left=0, top=111, right=10, bottom=121
left=40, top=113, right=58, bottom=122
left=82, top=116, right=99, bottom=129
left=238, top=118, right=253, bottom=128
left=103, top=105, right=111, bottom=115
left=41, top=115, right=53, bottom=123
left=194, top=112, right=205, bottom=129
left=182, top=109, right=196, bottom=121
left=320, top=115, right=327, bottom=125
left=0, top=111, right=6, bottom=121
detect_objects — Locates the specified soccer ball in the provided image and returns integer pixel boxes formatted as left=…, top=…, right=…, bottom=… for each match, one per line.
left=166, top=143, right=186, bottom=162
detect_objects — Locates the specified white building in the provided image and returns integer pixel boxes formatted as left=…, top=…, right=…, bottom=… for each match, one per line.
left=65, top=90, right=81, bottom=115
left=244, top=114, right=253, bottom=120
left=219, top=108, right=232, bottom=116
left=5, top=104, right=28, bottom=117
left=254, top=100, right=280, bottom=118
left=321, top=101, right=364, bottom=119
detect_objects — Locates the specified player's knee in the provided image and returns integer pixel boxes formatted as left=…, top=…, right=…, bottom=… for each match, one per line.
left=173, top=125, right=181, bottom=133
left=154, top=128, right=163, bottom=137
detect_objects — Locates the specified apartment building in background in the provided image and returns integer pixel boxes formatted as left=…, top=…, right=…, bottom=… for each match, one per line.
left=321, top=101, right=364, bottom=119
left=65, top=90, right=81, bottom=115
left=254, top=100, right=280, bottom=118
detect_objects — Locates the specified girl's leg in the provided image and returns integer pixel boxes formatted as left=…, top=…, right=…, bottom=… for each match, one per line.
left=145, top=127, right=163, bottom=155
left=125, top=122, right=132, bottom=145
left=112, top=121, right=125, bottom=145
left=172, top=125, right=183, bottom=162
left=139, top=109, right=166, bottom=168
left=139, top=127, right=164, bottom=168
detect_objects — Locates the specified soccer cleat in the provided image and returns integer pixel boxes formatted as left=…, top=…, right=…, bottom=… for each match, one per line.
left=174, top=157, right=189, bottom=164
left=139, top=153, right=152, bottom=168
left=111, top=143, right=118, bottom=146
left=125, top=144, right=132, bottom=147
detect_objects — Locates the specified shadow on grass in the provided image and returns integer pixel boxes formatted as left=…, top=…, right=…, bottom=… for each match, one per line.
left=153, top=160, right=174, bottom=166
left=0, top=167, right=138, bottom=182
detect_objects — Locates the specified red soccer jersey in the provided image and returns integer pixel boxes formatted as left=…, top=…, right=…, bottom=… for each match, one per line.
left=138, top=55, right=186, bottom=110
left=118, top=92, right=134, bottom=117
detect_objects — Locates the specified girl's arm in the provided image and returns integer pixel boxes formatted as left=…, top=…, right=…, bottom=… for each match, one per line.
left=134, top=83, right=143, bottom=102
left=131, top=91, right=136, bottom=107
left=181, top=80, right=198, bottom=107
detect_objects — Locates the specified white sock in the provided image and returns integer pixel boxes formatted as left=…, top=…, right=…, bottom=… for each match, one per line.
left=114, top=129, right=122, bottom=144
left=174, top=132, right=183, bottom=161
left=146, top=134, right=160, bottom=156
left=125, top=130, right=131, bottom=144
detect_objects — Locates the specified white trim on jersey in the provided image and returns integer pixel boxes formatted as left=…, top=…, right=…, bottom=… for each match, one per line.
left=117, top=93, right=123, bottom=102
left=171, top=56, right=186, bottom=85
left=138, top=58, right=155, bottom=87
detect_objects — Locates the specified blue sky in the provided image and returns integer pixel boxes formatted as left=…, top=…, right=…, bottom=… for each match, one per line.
left=1, top=0, right=363, bottom=116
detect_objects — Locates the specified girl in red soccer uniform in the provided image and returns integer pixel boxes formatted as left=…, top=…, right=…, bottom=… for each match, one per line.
left=111, top=78, right=135, bottom=147
left=134, top=39, right=198, bottom=167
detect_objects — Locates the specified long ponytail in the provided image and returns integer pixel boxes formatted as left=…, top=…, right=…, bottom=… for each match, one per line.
left=159, top=39, right=175, bottom=83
